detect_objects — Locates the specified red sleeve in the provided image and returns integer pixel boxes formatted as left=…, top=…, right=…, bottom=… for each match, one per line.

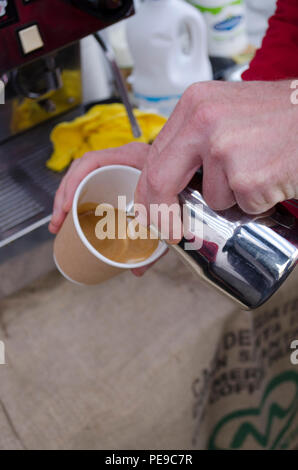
left=242, top=0, right=298, bottom=215
left=242, top=0, right=298, bottom=81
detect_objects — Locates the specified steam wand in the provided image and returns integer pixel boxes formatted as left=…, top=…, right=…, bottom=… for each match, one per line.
left=93, top=32, right=142, bottom=139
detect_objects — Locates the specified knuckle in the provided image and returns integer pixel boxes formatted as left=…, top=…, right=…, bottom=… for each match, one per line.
left=194, top=102, right=219, bottom=132
left=230, top=173, right=255, bottom=198
left=243, top=200, right=263, bottom=214
left=209, top=137, right=225, bottom=164
left=183, top=83, right=221, bottom=132
left=242, top=198, right=268, bottom=214
left=197, top=102, right=212, bottom=126
left=183, top=83, right=200, bottom=104
left=208, top=131, right=232, bottom=166
left=230, top=173, right=271, bottom=213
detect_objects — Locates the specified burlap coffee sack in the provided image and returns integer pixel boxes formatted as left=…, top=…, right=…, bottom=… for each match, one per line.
left=0, top=250, right=297, bottom=450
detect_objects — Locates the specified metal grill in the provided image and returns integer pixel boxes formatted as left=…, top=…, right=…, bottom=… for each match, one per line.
left=0, top=106, right=81, bottom=248
left=0, top=146, right=63, bottom=245
left=18, top=149, right=62, bottom=197
left=0, top=173, right=44, bottom=233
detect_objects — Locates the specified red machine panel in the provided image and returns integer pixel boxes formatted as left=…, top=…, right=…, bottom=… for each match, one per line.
left=0, top=0, right=134, bottom=74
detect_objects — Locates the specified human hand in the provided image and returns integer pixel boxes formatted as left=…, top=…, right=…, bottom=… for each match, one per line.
left=49, top=142, right=150, bottom=235
left=49, top=142, right=161, bottom=278
left=135, top=80, right=298, bottom=240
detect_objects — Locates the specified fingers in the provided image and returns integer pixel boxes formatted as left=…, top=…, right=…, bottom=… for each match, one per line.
left=134, top=84, right=219, bottom=240
left=202, top=159, right=283, bottom=215
left=62, top=153, right=104, bottom=213
left=202, top=158, right=236, bottom=211
left=134, top=81, right=298, bottom=227
left=233, top=181, right=288, bottom=215
left=135, top=140, right=202, bottom=242
left=131, top=248, right=169, bottom=277
left=135, top=85, right=202, bottom=211
left=48, top=172, right=69, bottom=234
left=49, top=143, right=150, bottom=234
left=49, top=158, right=85, bottom=234
left=63, top=144, right=149, bottom=213
left=131, top=265, right=151, bottom=277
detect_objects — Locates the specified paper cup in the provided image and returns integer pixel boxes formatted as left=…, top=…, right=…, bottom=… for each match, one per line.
left=54, top=165, right=167, bottom=285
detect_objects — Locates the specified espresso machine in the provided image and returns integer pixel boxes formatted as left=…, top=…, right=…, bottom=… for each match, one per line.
left=0, top=0, right=135, bottom=297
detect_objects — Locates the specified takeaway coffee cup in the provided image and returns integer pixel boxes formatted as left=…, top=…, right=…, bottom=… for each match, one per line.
left=54, top=165, right=167, bottom=285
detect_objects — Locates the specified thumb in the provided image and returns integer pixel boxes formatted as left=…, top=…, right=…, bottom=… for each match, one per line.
left=135, top=144, right=202, bottom=242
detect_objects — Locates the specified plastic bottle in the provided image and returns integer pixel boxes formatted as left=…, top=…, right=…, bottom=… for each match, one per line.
left=80, top=34, right=112, bottom=104
left=188, top=0, right=248, bottom=57
left=126, top=0, right=212, bottom=117
left=107, top=20, right=134, bottom=70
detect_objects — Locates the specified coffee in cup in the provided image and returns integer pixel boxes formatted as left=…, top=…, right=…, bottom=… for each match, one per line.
left=78, top=203, right=158, bottom=264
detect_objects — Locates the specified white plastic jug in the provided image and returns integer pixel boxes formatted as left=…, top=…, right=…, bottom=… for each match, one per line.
left=126, top=0, right=212, bottom=117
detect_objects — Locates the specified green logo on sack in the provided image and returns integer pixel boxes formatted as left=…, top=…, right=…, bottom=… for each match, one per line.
left=208, top=371, right=298, bottom=450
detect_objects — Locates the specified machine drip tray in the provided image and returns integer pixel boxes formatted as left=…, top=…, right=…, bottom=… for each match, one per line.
left=0, top=149, right=61, bottom=247
left=0, top=107, right=83, bottom=249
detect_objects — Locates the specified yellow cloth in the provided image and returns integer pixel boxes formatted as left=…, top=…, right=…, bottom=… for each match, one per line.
left=46, top=104, right=167, bottom=172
